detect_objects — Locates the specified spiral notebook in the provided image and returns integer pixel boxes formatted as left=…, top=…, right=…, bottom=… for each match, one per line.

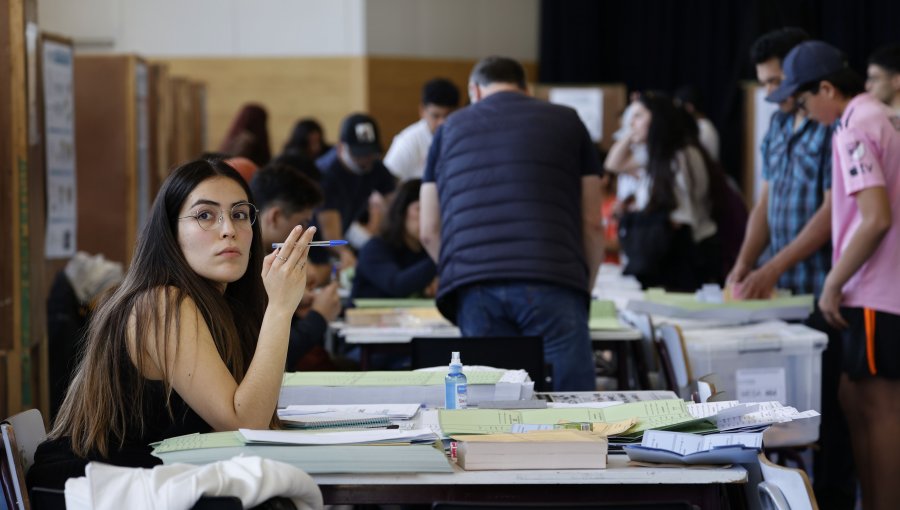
left=281, top=412, right=393, bottom=430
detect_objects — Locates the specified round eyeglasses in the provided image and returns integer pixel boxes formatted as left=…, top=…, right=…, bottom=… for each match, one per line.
left=178, top=202, right=258, bottom=231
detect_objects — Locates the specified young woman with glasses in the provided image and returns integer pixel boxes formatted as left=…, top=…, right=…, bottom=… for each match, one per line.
left=27, top=159, right=316, bottom=489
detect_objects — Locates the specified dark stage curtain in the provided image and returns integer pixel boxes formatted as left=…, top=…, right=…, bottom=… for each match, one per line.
left=539, top=0, right=900, bottom=186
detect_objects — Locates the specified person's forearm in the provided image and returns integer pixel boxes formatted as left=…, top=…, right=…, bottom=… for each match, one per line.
left=734, top=197, right=770, bottom=270
left=764, top=197, right=831, bottom=275
left=583, top=226, right=605, bottom=290
left=231, top=306, right=294, bottom=428
left=603, top=137, right=638, bottom=174
left=419, top=183, right=442, bottom=261
left=372, top=257, right=438, bottom=297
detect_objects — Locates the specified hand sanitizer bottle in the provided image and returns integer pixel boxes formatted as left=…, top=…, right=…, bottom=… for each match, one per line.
left=445, top=351, right=468, bottom=409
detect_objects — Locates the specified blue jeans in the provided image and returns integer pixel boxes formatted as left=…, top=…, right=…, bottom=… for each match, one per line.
left=456, top=282, right=595, bottom=391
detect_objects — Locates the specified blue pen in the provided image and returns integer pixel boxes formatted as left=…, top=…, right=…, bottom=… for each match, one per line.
left=271, top=240, right=348, bottom=249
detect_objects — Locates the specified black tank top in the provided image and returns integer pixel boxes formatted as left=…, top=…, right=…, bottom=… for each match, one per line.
left=27, top=347, right=212, bottom=490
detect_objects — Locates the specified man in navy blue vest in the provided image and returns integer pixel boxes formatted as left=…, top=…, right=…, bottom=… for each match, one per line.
left=420, top=56, right=604, bottom=391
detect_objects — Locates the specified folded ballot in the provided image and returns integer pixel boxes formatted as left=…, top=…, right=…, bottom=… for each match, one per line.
left=624, top=430, right=762, bottom=464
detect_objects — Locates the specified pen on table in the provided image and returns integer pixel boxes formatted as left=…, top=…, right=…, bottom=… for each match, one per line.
left=271, top=240, right=349, bottom=249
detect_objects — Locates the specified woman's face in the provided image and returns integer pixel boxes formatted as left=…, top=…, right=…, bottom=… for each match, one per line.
left=176, top=176, right=254, bottom=289
left=405, top=200, right=421, bottom=243
left=307, top=131, right=322, bottom=156
left=629, top=102, right=652, bottom=143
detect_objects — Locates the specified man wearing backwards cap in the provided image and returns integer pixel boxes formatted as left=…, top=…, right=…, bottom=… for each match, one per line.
left=774, top=40, right=900, bottom=510
left=316, top=113, right=396, bottom=267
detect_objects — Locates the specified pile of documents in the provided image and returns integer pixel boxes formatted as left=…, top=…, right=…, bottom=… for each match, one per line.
left=452, top=429, right=609, bottom=470
left=151, top=428, right=452, bottom=474
left=279, top=370, right=534, bottom=407
left=277, top=403, right=421, bottom=429
left=439, top=399, right=717, bottom=446
left=626, top=288, right=813, bottom=323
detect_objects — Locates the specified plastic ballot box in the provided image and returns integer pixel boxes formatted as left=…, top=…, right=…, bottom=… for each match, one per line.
left=680, top=321, right=826, bottom=413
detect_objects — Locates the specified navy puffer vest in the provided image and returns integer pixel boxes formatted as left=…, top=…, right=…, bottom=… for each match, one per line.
left=427, top=91, right=596, bottom=319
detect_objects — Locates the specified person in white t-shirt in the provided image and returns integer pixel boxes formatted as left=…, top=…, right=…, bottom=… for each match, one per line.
left=383, top=78, right=461, bottom=181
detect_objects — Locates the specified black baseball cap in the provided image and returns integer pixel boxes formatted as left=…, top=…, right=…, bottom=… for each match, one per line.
left=339, top=113, right=382, bottom=157
left=766, top=40, right=847, bottom=103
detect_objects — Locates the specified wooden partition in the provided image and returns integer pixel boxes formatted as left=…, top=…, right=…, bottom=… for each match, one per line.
left=148, top=63, right=172, bottom=198
left=190, top=81, right=207, bottom=158
left=742, top=82, right=779, bottom=206
left=160, top=57, right=369, bottom=154
left=73, top=54, right=150, bottom=267
left=1, top=0, right=44, bottom=417
left=532, top=83, right=627, bottom=151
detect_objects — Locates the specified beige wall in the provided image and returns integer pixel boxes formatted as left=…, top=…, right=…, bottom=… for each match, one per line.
left=160, top=57, right=369, bottom=158
left=157, top=57, right=537, bottom=158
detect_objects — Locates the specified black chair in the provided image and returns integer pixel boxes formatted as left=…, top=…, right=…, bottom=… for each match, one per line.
left=432, top=502, right=698, bottom=510
left=410, top=336, right=552, bottom=391
left=31, top=487, right=245, bottom=510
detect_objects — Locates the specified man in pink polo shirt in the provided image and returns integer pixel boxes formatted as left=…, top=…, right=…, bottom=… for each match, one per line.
left=769, top=40, right=900, bottom=510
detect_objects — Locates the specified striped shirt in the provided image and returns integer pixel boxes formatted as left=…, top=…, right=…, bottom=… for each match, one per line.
left=761, top=111, right=833, bottom=296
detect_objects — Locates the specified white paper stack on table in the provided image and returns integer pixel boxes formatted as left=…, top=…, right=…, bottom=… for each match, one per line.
left=151, top=429, right=452, bottom=474
left=279, top=370, right=534, bottom=407
left=277, top=403, right=421, bottom=429
left=686, top=400, right=821, bottom=447
left=591, top=263, right=646, bottom=309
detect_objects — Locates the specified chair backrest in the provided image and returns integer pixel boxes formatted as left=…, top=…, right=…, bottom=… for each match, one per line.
left=620, top=311, right=659, bottom=375
left=758, top=481, right=791, bottom=510
left=432, top=502, right=697, bottom=509
left=656, top=324, right=693, bottom=398
left=410, top=336, right=550, bottom=391
left=1, top=423, right=30, bottom=510
left=4, top=411, right=45, bottom=471
left=758, top=453, right=818, bottom=510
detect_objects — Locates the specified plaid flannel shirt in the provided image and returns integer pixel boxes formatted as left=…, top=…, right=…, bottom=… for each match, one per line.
left=761, top=111, right=833, bottom=296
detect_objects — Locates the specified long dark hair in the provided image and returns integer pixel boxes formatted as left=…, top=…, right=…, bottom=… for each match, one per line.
left=282, top=118, right=328, bottom=159
left=50, top=159, right=267, bottom=457
left=219, top=104, right=271, bottom=166
left=641, top=93, right=689, bottom=213
left=382, top=178, right=422, bottom=251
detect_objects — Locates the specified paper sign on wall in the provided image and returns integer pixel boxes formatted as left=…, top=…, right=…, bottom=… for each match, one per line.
left=548, top=87, right=604, bottom=142
left=735, top=367, right=786, bottom=404
left=42, top=40, right=77, bottom=258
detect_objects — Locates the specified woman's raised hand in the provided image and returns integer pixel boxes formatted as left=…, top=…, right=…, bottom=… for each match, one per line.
left=262, top=225, right=316, bottom=313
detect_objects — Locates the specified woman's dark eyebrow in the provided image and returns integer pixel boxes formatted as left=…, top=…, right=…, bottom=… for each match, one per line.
left=188, top=199, right=249, bottom=208
left=188, top=199, right=219, bottom=209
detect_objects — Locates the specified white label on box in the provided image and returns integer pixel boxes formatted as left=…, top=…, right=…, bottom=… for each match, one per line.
left=735, top=368, right=786, bottom=404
